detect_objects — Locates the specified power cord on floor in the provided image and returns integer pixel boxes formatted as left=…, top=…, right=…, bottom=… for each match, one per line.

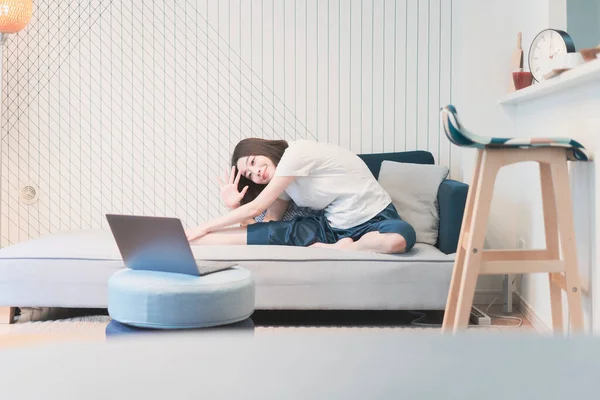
left=409, top=296, right=523, bottom=328
left=485, top=296, right=523, bottom=328
left=409, top=311, right=440, bottom=327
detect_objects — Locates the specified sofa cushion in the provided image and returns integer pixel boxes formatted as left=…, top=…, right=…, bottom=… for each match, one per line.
left=0, top=229, right=455, bottom=310
left=378, top=161, right=449, bottom=245
left=437, top=179, right=468, bottom=254
left=358, top=150, right=435, bottom=179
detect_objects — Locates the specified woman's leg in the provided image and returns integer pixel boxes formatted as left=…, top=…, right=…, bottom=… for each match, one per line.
left=310, top=232, right=406, bottom=253
left=190, top=216, right=337, bottom=247
left=189, top=226, right=248, bottom=245
left=310, top=216, right=416, bottom=254
left=353, top=232, right=407, bottom=253
left=246, top=216, right=336, bottom=246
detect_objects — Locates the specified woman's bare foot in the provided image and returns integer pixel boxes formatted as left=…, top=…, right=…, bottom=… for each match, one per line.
left=309, top=237, right=354, bottom=250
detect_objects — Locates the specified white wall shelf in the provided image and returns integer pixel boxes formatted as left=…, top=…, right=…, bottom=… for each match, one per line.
left=498, top=58, right=600, bottom=106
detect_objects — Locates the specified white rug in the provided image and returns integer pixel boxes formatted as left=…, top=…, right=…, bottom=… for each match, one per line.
left=1, top=315, right=111, bottom=337
left=0, top=317, right=521, bottom=338
left=0, top=307, right=525, bottom=338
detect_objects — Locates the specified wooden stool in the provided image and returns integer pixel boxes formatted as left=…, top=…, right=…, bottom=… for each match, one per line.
left=0, top=307, right=15, bottom=324
left=439, top=105, right=591, bottom=334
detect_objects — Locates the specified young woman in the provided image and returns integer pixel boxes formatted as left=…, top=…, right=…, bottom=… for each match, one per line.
left=185, top=139, right=416, bottom=254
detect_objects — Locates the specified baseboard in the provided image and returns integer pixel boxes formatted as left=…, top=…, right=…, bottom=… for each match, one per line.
left=473, top=290, right=518, bottom=308
left=515, top=293, right=551, bottom=335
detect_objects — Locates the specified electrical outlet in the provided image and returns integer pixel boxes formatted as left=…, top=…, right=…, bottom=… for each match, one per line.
left=517, top=237, right=526, bottom=249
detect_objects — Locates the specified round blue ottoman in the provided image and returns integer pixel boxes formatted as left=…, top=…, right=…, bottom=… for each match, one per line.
left=108, top=267, right=255, bottom=329
left=105, top=318, right=255, bottom=338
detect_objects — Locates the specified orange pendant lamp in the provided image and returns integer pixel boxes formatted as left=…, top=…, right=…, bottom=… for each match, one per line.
left=0, top=0, right=32, bottom=34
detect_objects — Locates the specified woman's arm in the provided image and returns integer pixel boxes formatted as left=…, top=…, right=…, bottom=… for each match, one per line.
left=192, top=176, right=295, bottom=237
left=241, top=198, right=289, bottom=227
left=240, top=198, right=287, bottom=227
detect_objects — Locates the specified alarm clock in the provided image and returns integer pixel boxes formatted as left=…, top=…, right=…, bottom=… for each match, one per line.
left=528, top=29, right=576, bottom=82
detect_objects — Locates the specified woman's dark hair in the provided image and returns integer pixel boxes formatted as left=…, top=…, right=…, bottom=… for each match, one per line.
left=231, top=138, right=289, bottom=205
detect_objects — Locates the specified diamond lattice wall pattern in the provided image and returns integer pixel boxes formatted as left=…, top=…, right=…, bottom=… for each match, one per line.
left=0, top=0, right=453, bottom=246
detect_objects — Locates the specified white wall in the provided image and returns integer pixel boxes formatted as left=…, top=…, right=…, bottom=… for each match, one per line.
left=451, top=0, right=554, bottom=301
left=453, top=0, right=595, bottom=330
left=505, top=80, right=598, bottom=334
left=549, top=0, right=567, bottom=28
left=1, top=0, right=454, bottom=246
left=511, top=1, right=598, bottom=332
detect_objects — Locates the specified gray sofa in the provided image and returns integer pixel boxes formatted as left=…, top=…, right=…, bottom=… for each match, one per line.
left=0, top=150, right=467, bottom=314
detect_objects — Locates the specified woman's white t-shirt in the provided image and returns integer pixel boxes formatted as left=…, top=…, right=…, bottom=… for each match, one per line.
left=274, top=140, right=392, bottom=229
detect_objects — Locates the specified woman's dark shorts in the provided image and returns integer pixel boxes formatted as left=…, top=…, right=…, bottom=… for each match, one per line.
left=247, top=203, right=416, bottom=252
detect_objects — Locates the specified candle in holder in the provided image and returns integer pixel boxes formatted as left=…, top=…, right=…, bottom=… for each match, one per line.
left=512, top=70, right=533, bottom=90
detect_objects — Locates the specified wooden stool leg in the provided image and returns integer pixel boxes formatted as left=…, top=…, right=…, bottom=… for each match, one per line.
left=551, top=158, right=584, bottom=333
left=548, top=274, right=565, bottom=332
left=442, top=150, right=483, bottom=332
left=0, top=307, right=15, bottom=324
left=540, top=163, right=563, bottom=333
left=453, top=151, right=499, bottom=332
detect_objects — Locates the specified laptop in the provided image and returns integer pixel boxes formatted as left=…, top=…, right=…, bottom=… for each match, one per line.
left=106, top=214, right=236, bottom=276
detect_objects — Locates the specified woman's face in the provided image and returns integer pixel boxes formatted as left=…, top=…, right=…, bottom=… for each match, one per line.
left=236, top=155, right=276, bottom=185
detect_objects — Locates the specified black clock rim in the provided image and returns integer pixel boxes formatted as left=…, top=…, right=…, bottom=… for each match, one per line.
left=528, top=29, right=576, bottom=82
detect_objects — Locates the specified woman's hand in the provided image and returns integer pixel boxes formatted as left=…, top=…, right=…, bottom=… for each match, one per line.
left=192, top=176, right=294, bottom=237
left=185, top=224, right=209, bottom=242
left=219, top=166, right=249, bottom=209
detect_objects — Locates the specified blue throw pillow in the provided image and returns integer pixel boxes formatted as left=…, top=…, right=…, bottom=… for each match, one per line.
left=254, top=201, right=323, bottom=222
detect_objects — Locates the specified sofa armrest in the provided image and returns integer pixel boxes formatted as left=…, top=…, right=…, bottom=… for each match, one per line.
left=437, top=179, right=468, bottom=254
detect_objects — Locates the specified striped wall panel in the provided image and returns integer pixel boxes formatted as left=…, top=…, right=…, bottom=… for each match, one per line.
left=0, top=0, right=453, bottom=246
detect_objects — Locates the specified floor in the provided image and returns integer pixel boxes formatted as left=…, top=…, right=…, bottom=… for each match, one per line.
left=0, top=305, right=535, bottom=349
left=251, top=304, right=532, bottom=329
left=479, top=304, right=534, bottom=329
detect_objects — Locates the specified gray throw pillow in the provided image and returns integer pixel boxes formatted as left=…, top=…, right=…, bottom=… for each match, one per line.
left=378, top=160, right=449, bottom=245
